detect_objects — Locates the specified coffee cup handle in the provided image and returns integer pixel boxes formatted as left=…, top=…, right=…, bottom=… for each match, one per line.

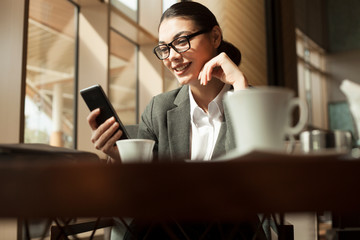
left=286, top=98, right=308, bottom=136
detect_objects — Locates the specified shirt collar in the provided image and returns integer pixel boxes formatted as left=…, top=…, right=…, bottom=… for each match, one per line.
left=189, top=84, right=231, bottom=124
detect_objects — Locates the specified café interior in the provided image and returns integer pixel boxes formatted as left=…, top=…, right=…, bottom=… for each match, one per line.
left=1, top=0, right=360, bottom=239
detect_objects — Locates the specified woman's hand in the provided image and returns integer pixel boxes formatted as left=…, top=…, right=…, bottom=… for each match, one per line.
left=198, top=52, right=248, bottom=90
left=87, top=108, right=122, bottom=161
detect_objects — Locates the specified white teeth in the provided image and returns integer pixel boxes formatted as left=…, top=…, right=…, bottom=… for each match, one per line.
left=175, top=64, right=189, bottom=71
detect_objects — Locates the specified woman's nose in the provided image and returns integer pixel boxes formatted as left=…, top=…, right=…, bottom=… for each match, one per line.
left=168, top=47, right=181, bottom=61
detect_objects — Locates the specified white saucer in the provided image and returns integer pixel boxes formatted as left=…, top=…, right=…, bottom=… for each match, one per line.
left=213, top=148, right=351, bottom=162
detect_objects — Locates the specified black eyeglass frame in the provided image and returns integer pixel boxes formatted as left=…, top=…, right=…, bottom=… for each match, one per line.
left=153, top=29, right=210, bottom=60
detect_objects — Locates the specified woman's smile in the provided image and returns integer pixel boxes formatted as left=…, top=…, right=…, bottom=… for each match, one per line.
left=173, top=62, right=191, bottom=74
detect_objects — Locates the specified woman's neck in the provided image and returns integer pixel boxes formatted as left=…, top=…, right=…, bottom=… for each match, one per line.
left=189, top=79, right=225, bottom=113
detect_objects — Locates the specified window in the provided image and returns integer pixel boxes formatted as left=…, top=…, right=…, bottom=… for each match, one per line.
left=109, top=0, right=174, bottom=123
left=296, top=29, right=327, bottom=129
left=111, top=0, right=138, bottom=22
left=24, top=0, right=78, bottom=148
left=163, top=0, right=178, bottom=12
left=109, top=30, right=138, bottom=124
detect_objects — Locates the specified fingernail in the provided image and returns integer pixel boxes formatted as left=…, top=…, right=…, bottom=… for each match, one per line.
left=107, top=117, right=115, bottom=123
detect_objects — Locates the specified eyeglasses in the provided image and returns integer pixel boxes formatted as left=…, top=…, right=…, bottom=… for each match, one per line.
left=153, top=29, right=209, bottom=60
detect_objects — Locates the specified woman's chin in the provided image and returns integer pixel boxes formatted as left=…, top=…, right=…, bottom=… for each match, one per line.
left=175, top=75, right=199, bottom=86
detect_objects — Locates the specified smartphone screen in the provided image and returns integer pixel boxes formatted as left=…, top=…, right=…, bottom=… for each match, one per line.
left=80, top=84, right=130, bottom=140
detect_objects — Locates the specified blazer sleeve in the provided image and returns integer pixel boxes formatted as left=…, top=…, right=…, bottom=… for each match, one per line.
left=137, top=97, right=159, bottom=153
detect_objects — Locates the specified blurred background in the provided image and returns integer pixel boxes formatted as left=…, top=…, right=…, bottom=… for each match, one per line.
left=0, top=0, right=359, bottom=239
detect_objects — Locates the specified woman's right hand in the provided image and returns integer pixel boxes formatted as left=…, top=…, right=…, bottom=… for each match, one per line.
left=87, top=108, right=122, bottom=161
left=198, top=52, right=248, bottom=91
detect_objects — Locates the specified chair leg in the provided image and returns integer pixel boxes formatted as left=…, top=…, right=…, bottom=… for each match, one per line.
left=50, top=218, right=114, bottom=240
left=50, top=225, right=66, bottom=240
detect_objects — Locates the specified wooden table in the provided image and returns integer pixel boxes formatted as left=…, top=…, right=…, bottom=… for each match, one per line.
left=1, top=151, right=359, bottom=220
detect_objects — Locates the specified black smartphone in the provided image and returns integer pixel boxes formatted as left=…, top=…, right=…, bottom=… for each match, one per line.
left=80, top=84, right=130, bottom=140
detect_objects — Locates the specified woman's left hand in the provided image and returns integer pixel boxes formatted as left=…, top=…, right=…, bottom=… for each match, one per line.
left=198, top=52, right=248, bottom=90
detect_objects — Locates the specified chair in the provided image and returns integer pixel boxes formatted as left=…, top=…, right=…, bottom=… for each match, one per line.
left=50, top=218, right=114, bottom=240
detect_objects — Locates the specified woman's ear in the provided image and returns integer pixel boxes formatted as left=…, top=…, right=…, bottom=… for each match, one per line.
left=211, top=25, right=222, bottom=48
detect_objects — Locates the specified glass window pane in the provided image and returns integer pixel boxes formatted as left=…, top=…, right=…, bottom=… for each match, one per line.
left=296, top=28, right=327, bottom=128
left=111, top=0, right=138, bottom=22
left=310, top=51, right=321, bottom=68
left=24, top=0, right=78, bottom=148
left=109, top=30, right=137, bottom=125
left=163, top=0, right=178, bottom=12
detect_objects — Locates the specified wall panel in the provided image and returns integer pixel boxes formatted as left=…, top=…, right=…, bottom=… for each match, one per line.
left=76, top=0, right=109, bottom=157
left=0, top=0, right=27, bottom=144
left=196, top=0, right=267, bottom=86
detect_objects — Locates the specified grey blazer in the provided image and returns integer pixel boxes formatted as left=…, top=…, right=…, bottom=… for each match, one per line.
left=138, top=85, right=236, bottom=161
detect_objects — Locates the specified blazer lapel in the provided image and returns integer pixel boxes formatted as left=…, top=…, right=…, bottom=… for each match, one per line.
left=213, top=99, right=236, bottom=158
left=167, top=86, right=191, bottom=160
left=212, top=122, right=227, bottom=158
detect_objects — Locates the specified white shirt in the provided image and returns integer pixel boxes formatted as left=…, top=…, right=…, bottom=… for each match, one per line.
left=189, top=84, right=231, bottom=161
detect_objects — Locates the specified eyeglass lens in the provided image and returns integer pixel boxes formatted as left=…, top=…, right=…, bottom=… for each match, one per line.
left=155, top=36, right=190, bottom=59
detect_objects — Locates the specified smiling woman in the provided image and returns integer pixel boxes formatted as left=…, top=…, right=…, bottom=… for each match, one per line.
left=87, top=1, right=249, bottom=162
left=86, top=3, right=265, bottom=238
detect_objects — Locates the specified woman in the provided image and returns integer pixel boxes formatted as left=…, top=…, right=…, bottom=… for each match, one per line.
left=88, top=1, right=248, bottom=162
left=88, top=2, right=267, bottom=239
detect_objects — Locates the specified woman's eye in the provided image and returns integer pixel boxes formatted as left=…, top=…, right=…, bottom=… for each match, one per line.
left=158, top=47, right=168, bottom=53
left=175, top=38, right=188, bottom=46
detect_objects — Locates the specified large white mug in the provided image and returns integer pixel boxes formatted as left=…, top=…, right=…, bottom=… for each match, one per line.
left=116, top=139, right=155, bottom=163
left=225, top=87, right=308, bottom=154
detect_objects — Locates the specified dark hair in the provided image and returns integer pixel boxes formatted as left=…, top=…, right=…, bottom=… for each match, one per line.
left=160, top=2, right=241, bottom=66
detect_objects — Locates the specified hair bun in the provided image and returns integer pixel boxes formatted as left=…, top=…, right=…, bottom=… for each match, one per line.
left=218, top=41, right=242, bottom=66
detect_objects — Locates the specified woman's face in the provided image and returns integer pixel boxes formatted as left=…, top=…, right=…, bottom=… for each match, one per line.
left=158, top=17, right=218, bottom=86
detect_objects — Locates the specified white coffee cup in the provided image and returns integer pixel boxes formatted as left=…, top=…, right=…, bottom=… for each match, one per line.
left=116, top=139, right=155, bottom=163
left=225, top=87, right=308, bottom=154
